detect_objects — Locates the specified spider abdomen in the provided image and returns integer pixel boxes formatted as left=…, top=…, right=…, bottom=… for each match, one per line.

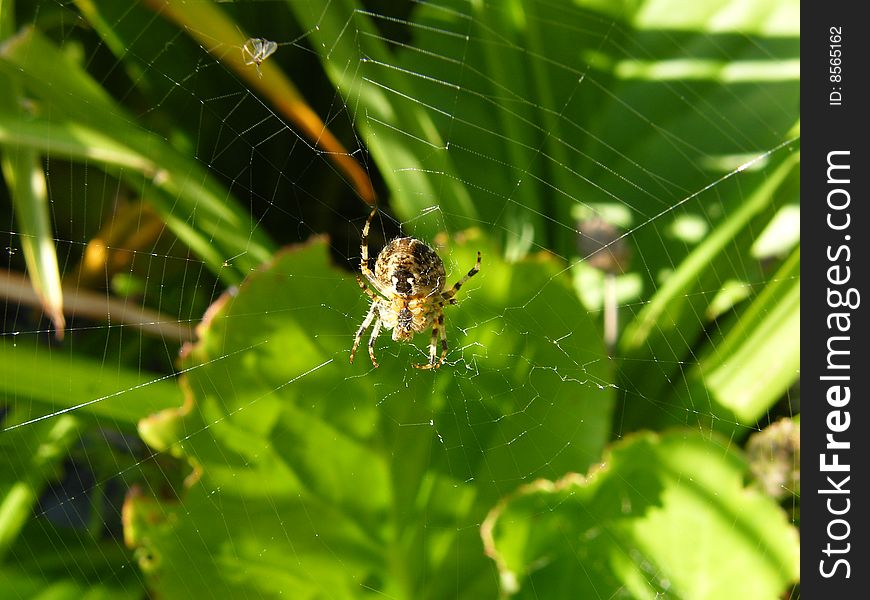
left=374, top=237, right=446, bottom=298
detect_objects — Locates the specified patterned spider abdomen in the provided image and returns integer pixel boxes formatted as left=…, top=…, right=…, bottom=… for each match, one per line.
left=371, top=237, right=446, bottom=342
left=374, top=237, right=446, bottom=298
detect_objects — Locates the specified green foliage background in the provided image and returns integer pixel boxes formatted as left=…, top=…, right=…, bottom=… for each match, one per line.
left=1, top=0, right=799, bottom=598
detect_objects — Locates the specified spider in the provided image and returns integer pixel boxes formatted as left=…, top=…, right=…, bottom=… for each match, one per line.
left=350, top=207, right=481, bottom=370
left=241, top=37, right=277, bottom=77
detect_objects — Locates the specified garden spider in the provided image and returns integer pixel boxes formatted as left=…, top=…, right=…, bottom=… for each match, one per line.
left=350, top=207, right=481, bottom=369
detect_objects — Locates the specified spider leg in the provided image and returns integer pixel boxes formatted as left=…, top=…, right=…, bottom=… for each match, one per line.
left=438, top=314, right=448, bottom=365
left=350, top=301, right=378, bottom=365
left=442, top=251, right=481, bottom=302
left=414, top=311, right=447, bottom=370
left=356, top=275, right=379, bottom=302
left=360, top=206, right=378, bottom=280
left=427, top=318, right=440, bottom=367
left=367, top=314, right=383, bottom=368
left=359, top=206, right=394, bottom=297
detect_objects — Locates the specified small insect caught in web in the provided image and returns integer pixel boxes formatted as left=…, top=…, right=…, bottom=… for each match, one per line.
left=241, top=37, right=277, bottom=77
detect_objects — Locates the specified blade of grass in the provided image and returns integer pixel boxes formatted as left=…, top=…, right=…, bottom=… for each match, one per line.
left=0, top=146, right=65, bottom=339
left=620, top=147, right=799, bottom=353
left=0, top=28, right=276, bottom=284
left=0, top=112, right=237, bottom=279
left=469, top=0, right=544, bottom=260
left=71, top=0, right=151, bottom=90
left=0, top=0, right=12, bottom=36
left=675, top=245, right=800, bottom=426
left=284, top=0, right=478, bottom=237
left=0, top=115, right=156, bottom=172
left=617, top=140, right=799, bottom=425
left=0, top=415, right=80, bottom=560
left=0, top=10, right=65, bottom=337
left=523, top=0, right=580, bottom=255
left=140, top=0, right=375, bottom=205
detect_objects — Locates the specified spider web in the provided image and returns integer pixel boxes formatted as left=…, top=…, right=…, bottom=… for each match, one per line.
left=0, top=0, right=799, bottom=598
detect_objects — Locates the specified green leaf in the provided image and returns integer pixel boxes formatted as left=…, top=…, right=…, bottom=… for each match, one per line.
left=0, top=116, right=156, bottom=173
left=0, top=146, right=65, bottom=338
left=482, top=430, right=799, bottom=599
left=131, top=234, right=613, bottom=598
left=0, top=58, right=65, bottom=338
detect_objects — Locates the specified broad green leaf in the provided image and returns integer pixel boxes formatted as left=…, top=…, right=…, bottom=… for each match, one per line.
left=131, top=234, right=613, bottom=598
left=482, top=430, right=799, bottom=599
